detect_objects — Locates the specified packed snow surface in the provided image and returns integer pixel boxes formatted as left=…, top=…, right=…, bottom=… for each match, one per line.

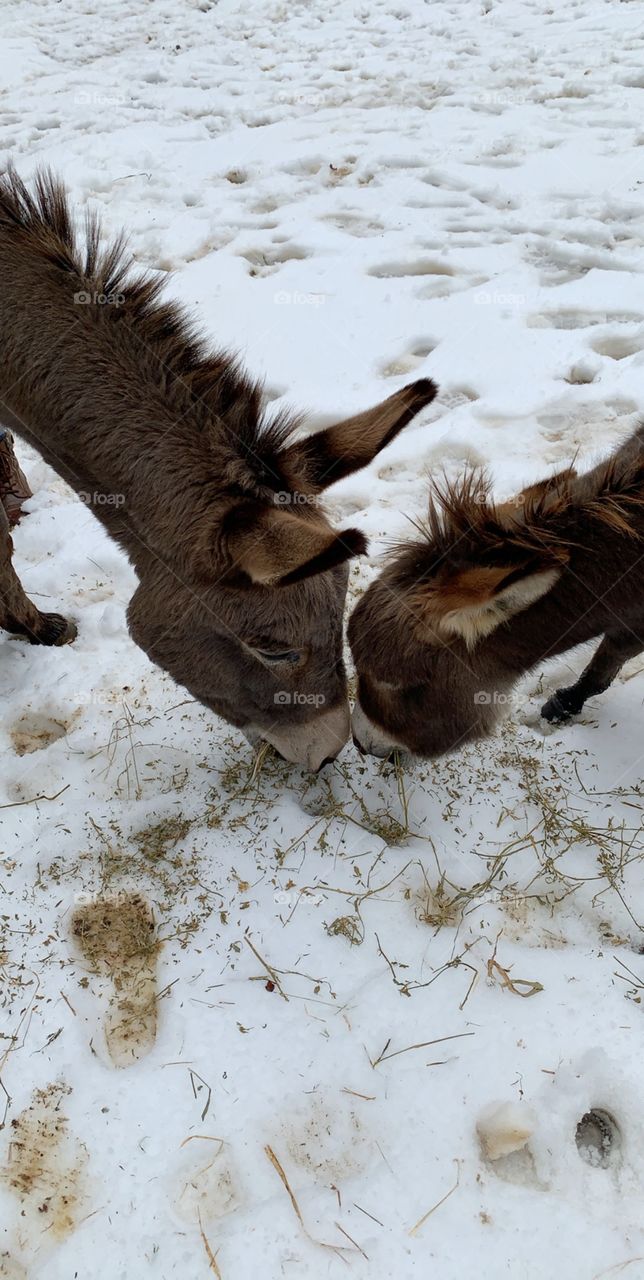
left=2, top=0, right=644, bottom=1276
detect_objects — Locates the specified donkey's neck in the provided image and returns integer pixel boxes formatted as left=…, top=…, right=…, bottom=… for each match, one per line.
left=486, top=528, right=641, bottom=682
left=0, top=300, right=244, bottom=579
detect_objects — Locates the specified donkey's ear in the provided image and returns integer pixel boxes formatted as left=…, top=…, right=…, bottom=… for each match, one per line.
left=418, top=552, right=568, bottom=649
left=278, top=379, right=438, bottom=492
left=226, top=504, right=367, bottom=586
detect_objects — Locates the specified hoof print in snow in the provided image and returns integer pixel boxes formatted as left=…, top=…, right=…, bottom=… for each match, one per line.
left=590, top=332, right=643, bottom=362
left=0, top=1255, right=28, bottom=1280
left=173, top=1139, right=243, bottom=1225
left=368, top=258, right=455, bottom=279
left=575, top=1109, right=621, bottom=1169
left=240, top=243, right=310, bottom=277
left=379, top=340, right=436, bottom=379
left=10, top=712, right=72, bottom=756
left=563, top=362, right=598, bottom=386
left=71, top=893, right=160, bottom=1069
left=0, top=1084, right=90, bottom=1250
left=276, top=1094, right=375, bottom=1185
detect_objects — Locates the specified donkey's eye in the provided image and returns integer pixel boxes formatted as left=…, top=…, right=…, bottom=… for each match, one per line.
left=256, top=649, right=301, bottom=664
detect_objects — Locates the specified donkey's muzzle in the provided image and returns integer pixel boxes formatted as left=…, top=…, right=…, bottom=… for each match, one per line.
left=351, top=701, right=402, bottom=758
left=261, top=701, right=350, bottom=772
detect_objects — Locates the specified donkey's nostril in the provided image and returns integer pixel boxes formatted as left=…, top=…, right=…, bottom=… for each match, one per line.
left=352, top=734, right=366, bottom=756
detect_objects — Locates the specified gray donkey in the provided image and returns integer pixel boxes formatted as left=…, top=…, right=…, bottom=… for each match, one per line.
left=350, top=432, right=644, bottom=758
left=0, top=169, right=436, bottom=770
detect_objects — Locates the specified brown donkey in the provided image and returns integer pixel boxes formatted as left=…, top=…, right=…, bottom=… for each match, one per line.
left=0, top=169, right=437, bottom=770
left=349, top=425, right=644, bottom=759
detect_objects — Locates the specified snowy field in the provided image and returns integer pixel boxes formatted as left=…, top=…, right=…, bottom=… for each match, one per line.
left=2, top=0, right=644, bottom=1276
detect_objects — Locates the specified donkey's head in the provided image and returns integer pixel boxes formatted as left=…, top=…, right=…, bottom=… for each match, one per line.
left=128, top=379, right=438, bottom=771
left=349, top=470, right=571, bottom=760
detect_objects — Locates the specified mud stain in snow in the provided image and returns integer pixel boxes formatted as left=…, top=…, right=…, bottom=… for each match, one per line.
left=10, top=711, right=76, bottom=756
left=71, top=892, right=160, bottom=1068
left=1, top=1084, right=90, bottom=1243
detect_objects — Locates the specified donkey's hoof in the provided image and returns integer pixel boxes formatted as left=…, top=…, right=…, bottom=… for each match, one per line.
left=30, top=613, right=77, bottom=646
left=541, top=690, right=574, bottom=723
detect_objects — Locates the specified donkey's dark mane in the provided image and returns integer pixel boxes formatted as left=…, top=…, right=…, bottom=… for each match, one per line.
left=387, top=430, right=644, bottom=587
left=0, top=167, right=297, bottom=475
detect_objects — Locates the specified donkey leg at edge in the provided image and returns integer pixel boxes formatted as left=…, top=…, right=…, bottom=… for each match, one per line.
left=0, top=503, right=76, bottom=645
left=0, top=426, right=33, bottom=526
left=541, top=632, right=644, bottom=723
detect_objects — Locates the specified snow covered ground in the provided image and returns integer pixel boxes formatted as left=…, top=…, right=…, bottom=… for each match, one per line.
left=2, top=0, right=644, bottom=1275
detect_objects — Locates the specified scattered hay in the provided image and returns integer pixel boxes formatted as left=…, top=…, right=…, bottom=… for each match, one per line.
left=415, top=876, right=466, bottom=929
left=326, top=915, right=364, bottom=945
left=17, top=703, right=644, bottom=1044
left=133, top=816, right=193, bottom=862
left=71, top=893, right=157, bottom=968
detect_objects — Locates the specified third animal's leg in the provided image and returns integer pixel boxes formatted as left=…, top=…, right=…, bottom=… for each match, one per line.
left=0, top=427, right=32, bottom=526
left=541, top=632, right=644, bottom=722
left=0, top=502, right=76, bottom=645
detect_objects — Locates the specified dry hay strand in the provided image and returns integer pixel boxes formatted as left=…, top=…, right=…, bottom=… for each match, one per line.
left=409, top=1160, right=461, bottom=1236
left=486, top=934, right=544, bottom=998
left=197, top=1210, right=223, bottom=1277
left=264, top=1145, right=355, bottom=1261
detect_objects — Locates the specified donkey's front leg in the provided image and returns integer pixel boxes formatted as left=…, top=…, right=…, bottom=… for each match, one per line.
left=0, top=504, right=76, bottom=645
left=542, top=632, right=644, bottom=722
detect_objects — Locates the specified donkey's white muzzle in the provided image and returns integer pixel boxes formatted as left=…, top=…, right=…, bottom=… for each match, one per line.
left=261, top=701, right=350, bottom=771
left=351, top=701, right=404, bottom=758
